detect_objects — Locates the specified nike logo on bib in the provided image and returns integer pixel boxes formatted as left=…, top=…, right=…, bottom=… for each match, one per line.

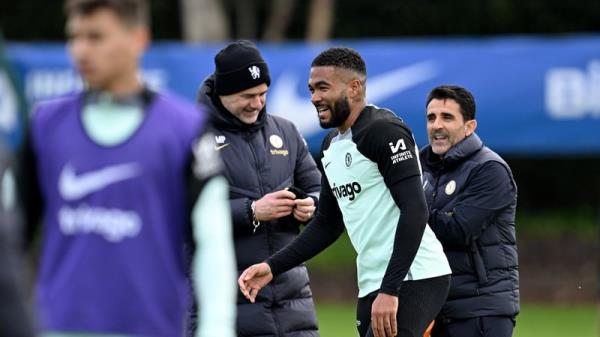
left=214, top=143, right=230, bottom=151
left=58, top=163, right=141, bottom=201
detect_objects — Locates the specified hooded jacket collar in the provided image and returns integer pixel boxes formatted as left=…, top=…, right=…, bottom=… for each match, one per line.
left=197, top=75, right=267, bottom=133
left=422, top=133, right=484, bottom=172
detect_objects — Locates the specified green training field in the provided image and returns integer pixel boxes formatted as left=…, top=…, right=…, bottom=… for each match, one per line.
left=315, top=303, right=598, bottom=337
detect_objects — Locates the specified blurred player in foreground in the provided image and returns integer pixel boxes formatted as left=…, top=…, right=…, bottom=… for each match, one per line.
left=19, top=0, right=236, bottom=336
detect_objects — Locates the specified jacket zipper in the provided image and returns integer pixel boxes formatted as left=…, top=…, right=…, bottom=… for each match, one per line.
left=431, top=176, right=440, bottom=207
left=247, top=132, right=270, bottom=245
left=247, top=131, right=283, bottom=336
left=430, top=163, right=444, bottom=207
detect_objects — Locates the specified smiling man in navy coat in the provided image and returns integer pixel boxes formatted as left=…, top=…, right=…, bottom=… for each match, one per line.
left=420, top=85, right=519, bottom=337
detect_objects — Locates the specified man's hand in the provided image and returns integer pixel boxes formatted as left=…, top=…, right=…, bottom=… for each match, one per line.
left=293, top=197, right=316, bottom=223
left=238, top=263, right=273, bottom=303
left=371, top=292, right=398, bottom=337
left=254, top=190, right=296, bottom=221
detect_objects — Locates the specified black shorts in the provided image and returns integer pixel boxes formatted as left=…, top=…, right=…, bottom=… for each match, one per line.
left=431, top=315, right=516, bottom=337
left=356, top=274, right=450, bottom=337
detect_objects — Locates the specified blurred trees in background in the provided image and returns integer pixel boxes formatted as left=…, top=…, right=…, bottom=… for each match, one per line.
left=180, top=0, right=230, bottom=42
left=1, top=0, right=600, bottom=41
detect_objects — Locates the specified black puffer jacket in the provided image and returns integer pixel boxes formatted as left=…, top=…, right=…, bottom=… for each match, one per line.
left=198, top=76, right=321, bottom=337
left=420, top=133, right=519, bottom=320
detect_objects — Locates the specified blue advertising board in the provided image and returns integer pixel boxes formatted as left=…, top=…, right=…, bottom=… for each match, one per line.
left=4, top=35, right=600, bottom=155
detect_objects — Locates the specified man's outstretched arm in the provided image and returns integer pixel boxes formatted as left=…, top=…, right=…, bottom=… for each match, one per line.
left=239, top=173, right=345, bottom=302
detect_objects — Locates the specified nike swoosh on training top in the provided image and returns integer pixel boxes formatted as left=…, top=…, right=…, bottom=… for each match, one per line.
left=214, top=143, right=231, bottom=151
left=58, top=162, right=141, bottom=201
left=324, top=161, right=332, bottom=169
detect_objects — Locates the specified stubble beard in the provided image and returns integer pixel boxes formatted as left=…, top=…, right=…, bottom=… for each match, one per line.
left=319, top=96, right=351, bottom=129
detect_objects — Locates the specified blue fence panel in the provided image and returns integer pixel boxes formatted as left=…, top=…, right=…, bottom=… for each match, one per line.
left=5, top=35, right=600, bottom=154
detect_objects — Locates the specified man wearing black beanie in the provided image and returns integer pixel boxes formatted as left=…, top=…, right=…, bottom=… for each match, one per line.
left=213, top=40, right=271, bottom=97
left=194, top=40, right=322, bottom=337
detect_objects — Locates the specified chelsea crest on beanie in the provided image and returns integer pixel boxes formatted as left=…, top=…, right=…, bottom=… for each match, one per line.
left=214, top=40, right=271, bottom=95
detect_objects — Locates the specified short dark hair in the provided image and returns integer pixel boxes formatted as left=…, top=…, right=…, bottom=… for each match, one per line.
left=426, top=85, right=476, bottom=121
left=311, top=47, right=367, bottom=77
left=64, top=0, right=150, bottom=27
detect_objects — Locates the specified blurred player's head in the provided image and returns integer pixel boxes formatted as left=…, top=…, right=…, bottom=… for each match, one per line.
left=64, top=0, right=150, bottom=93
left=308, top=47, right=366, bottom=129
left=214, top=40, right=271, bottom=124
left=425, top=85, right=477, bottom=155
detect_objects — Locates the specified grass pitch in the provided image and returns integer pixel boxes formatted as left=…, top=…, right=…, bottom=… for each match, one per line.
left=315, top=303, right=597, bottom=337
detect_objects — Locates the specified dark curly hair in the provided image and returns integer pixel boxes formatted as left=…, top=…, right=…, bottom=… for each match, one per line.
left=311, top=47, right=366, bottom=76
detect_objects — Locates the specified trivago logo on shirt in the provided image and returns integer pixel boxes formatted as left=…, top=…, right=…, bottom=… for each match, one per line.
left=331, top=181, right=362, bottom=201
left=57, top=162, right=143, bottom=242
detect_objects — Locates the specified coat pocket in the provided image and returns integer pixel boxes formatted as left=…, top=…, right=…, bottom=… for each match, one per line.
left=469, top=242, right=488, bottom=285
